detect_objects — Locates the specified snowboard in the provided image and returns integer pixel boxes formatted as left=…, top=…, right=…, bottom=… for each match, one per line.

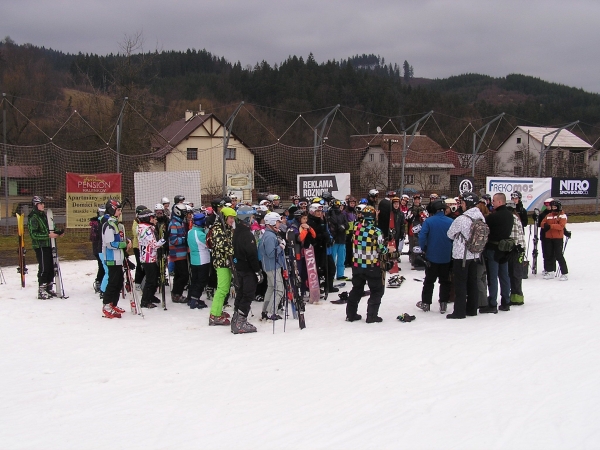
left=46, top=209, right=67, bottom=298
left=388, top=213, right=399, bottom=274
left=303, top=244, right=320, bottom=304
left=16, top=213, right=27, bottom=287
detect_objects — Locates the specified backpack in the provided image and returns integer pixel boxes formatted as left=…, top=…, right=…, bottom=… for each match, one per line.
left=462, top=216, right=490, bottom=266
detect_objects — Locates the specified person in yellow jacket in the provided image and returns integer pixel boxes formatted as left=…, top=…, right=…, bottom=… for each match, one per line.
left=540, top=200, right=568, bottom=281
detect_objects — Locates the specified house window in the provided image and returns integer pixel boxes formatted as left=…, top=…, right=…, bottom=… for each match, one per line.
left=514, top=166, right=523, bottom=176
left=404, top=174, right=414, bottom=185
left=380, top=154, right=385, bottom=163
left=593, top=155, right=598, bottom=161
left=187, top=148, right=198, bottom=160
left=226, top=147, right=237, bottom=160
left=514, top=150, right=523, bottom=160
left=429, top=174, right=440, bottom=185
left=516, top=137, right=522, bottom=144
left=369, top=153, right=374, bottom=162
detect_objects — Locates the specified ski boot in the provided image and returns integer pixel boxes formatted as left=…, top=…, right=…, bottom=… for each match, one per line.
left=102, top=303, right=122, bottom=319
left=543, top=271, right=555, bottom=280
left=439, top=301, right=448, bottom=314
left=112, top=303, right=126, bottom=314
left=366, top=315, right=383, bottom=323
left=45, top=283, right=58, bottom=297
left=189, top=297, right=200, bottom=309
left=231, top=311, right=257, bottom=334
left=416, top=301, right=430, bottom=312
left=331, top=291, right=349, bottom=304
left=209, top=314, right=231, bottom=326
left=38, top=284, right=50, bottom=300
left=345, top=313, right=362, bottom=322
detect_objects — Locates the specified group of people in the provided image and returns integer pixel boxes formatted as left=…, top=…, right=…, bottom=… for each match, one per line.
left=25, top=186, right=569, bottom=330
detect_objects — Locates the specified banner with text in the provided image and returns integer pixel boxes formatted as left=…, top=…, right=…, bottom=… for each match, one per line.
left=66, top=173, right=122, bottom=228
left=551, top=177, right=598, bottom=198
left=486, top=177, right=551, bottom=211
left=297, top=173, right=351, bottom=199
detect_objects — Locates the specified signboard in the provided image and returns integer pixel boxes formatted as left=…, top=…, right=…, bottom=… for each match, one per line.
left=134, top=171, right=201, bottom=211
left=486, top=177, right=552, bottom=211
left=297, top=173, right=351, bottom=199
left=458, top=177, right=475, bottom=195
left=66, top=173, right=121, bottom=228
left=551, top=177, right=598, bottom=198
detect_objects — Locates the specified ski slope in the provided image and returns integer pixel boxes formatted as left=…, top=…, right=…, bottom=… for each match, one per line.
left=1, top=222, right=598, bottom=449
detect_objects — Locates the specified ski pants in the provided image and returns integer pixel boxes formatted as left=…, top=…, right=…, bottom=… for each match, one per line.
left=477, top=259, right=488, bottom=307
left=451, top=259, right=479, bottom=318
left=263, top=269, right=284, bottom=315
left=544, top=238, right=568, bottom=275
left=211, top=267, right=231, bottom=317
left=104, top=264, right=123, bottom=306
left=235, top=270, right=257, bottom=316
left=141, top=262, right=158, bottom=306
left=421, top=261, right=451, bottom=305
left=171, top=258, right=188, bottom=296
left=508, top=249, right=524, bottom=303
left=133, top=248, right=145, bottom=285
left=332, top=243, right=346, bottom=278
left=94, top=254, right=105, bottom=284
left=484, top=248, right=510, bottom=308
left=34, top=246, right=54, bottom=285
left=189, top=263, right=210, bottom=300
left=346, top=266, right=384, bottom=319
left=99, top=253, right=109, bottom=292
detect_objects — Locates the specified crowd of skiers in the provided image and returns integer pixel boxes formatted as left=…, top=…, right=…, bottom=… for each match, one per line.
left=23, top=185, right=570, bottom=330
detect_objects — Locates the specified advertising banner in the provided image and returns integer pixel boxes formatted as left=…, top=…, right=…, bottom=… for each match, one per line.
left=551, top=177, right=598, bottom=198
left=486, top=177, right=551, bottom=211
left=66, top=173, right=122, bottom=228
left=297, top=173, right=351, bottom=199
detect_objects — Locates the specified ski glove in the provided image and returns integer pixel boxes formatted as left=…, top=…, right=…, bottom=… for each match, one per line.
left=543, top=223, right=550, bottom=231
left=406, top=211, right=413, bottom=220
left=156, top=238, right=166, bottom=247
left=256, top=271, right=264, bottom=284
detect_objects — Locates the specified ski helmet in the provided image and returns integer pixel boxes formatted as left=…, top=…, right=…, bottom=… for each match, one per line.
left=401, top=194, right=410, bottom=201
left=368, top=189, right=379, bottom=197
left=543, top=197, right=554, bottom=206
left=137, top=208, right=155, bottom=223
left=387, top=190, right=397, bottom=197
left=391, top=196, right=400, bottom=203
left=172, top=203, right=187, bottom=218
left=174, top=194, right=185, bottom=204
left=330, top=199, right=342, bottom=209
left=413, top=194, right=422, bottom=200
left=211, top=198, right=225, bottom=209
left=154, top=203, right=165, bottom=212
left=97, top=206, right=106, bottom=217
left=431, top=200, right=445, bottom=212
left=321, top=191, right=334, bottom=202
left=362, top=205, right=376, bottom=221
left=550, top=200, right=562, bottom=211
left=135, top=205, right=148, bottom=216
left=461, top=192, right=479, bottom=208
left=221, top=207, right=237, bottom=219
left=511, top=191, right=522, bottom=200
left=32, top=195, right=44, bottom=206
left=236, top=205, right=255, bottom=225
left=267, top=194, right=280, bottom=202
left=161, top=197, right=170, bottom=205
left=309, top=203, right=323, bottom=214
left=192, top=212, right=206, bottom=227
left=264, top=212, right=281, bottom=226
left=444, top=198, right=458, bottom=212
left=105, top=199, right=122, bottom=216
left=293, top=209, right=307, bottom=220
left=359, top=198, right=368, bottom=205
left=430, top=193, right=439, bottom=200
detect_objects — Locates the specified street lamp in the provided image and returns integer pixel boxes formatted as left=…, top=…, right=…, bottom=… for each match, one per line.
left=385, top=137, right=399, bottom=190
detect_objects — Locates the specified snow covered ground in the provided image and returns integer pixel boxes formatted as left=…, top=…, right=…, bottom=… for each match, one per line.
left=1, top=222, right=599, bottom=450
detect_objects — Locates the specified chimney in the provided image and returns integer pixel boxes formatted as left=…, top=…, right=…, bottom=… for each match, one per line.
left=198, top=104, right=205, bottom=116
left=185, top=110, right=194, bottom=121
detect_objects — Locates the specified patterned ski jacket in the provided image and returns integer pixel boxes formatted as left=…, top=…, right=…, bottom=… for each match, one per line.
left=446, top=206, right=485, bottom=261
left=27, top=209, right=51, bottom=249
left=352, top=221, right=387, bottom=268
left=137, top=222, right=159, bottom=263
left=102, top=216, right=128, bottom=266
left=510, top=213, right=527, bottom=250
left=210, top=218, right=233, bottom=269
left=168, top=215, right=188, bottom=262
left=540, top=211, right=567, bottom=239
left=188, top=226, right=210, bottom=266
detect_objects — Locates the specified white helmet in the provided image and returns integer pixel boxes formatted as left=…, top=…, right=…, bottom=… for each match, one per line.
left=161, top=197, right=170, bottom=204
left=369, top=189, right=379, bottom=197
left=264, top=212, right=281, bottom=226
left=309, top=203, right=323, bottom=214
left=267, top=194, right=280, bottom=202
left=154, top=203, right=165, bottom=211
left=401, top=194, right=410, bottom=200
left=257, top=204, right=269, bottom=212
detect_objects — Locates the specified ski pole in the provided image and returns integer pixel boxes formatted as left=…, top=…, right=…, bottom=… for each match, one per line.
left=556, top=237, right=570, bottom=277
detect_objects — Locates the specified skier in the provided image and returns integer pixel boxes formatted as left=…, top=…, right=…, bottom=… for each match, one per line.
left=416, top=200, right=453, bottom=314
left=377, top=190, right=395, bottom=240
left=345, top=205, right=387, bottom=323
left=327, top=198, right=349, bottom=280
left=231, top=205, right=262, bottom=333
left=367, top=189, right=379, bottom=208
left=540, top=200, right=569, bottom=280
left=406, top=194, right=426, bottom=269
left=209, top=207, right=237, bottom=325
left=538, top=198, right=554, bottom=275
left=426, top=193, right=440, bottom=216
left=505, top=201, right=527, bottom=305
left=511, top=191, right=528, bottom=229
left=307, top=203, right=337, bottom=293
left=161, top=197, right=171, bottom=219
left=168, top=203, right=189, bottom=303
left=390, top=196, right=406, bottom=254
left=137, top=208, right=166, bottom=308
left=101, top=199, right=131, bottom=318
left=187, top=211, right=210, bottom=309
left=27, top=196, right=64, bottom=299
left=258, top=212, right=286, bottom=320
left=131, top=205, right=147, bottom=291
left=89, top=205, right=105, bottom=294
left=343, top=196, right=357, bottom=267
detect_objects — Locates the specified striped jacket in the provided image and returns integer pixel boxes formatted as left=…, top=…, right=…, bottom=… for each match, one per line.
left=168, top=215, right=188, bottom=261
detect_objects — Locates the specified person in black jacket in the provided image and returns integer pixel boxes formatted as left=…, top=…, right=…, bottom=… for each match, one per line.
left=307, top=203, right=338, bottom=293
left=511, top=191, right=528, bottom=229
left=232, top=206, right=262, bottom=333
left=327, top=199, right=349, bottom=280
left=89, top=206, right=106, bottom=294
left=377, top=190, right=395, bottom=240
left=481, top=193, right=514, bottom=313
left=390, top=197, right=406, bottom=253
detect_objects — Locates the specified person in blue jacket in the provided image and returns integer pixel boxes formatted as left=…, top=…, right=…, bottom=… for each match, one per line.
left=416, top=199, right=454, bottom=314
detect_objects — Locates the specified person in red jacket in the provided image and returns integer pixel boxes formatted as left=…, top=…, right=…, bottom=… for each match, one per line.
left=540, top=200, right=568, bottom=280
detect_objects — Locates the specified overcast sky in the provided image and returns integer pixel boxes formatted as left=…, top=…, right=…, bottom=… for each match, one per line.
left=3, top=0, right=599, bottom=93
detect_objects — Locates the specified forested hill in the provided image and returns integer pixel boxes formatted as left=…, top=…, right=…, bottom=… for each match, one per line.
left=1, top=39, right=599, bottom=150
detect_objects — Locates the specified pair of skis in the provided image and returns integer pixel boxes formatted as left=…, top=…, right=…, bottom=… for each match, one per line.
left=281, top=232, right=306, bottom=329
left=47, top=209, right=67, bottom=298
left=118, top=223, right=143, bottom=318
left=16, top=213, right=28, bottom=287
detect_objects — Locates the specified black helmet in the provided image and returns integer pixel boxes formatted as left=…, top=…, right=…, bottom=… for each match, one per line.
left=550, top=200, right=562, bottom=211
left=32, top=195, right=44, bottom=206
left=462, top=192, right=479, bottom=208
left=511, top=191, right=522, bottom=200
left=172, top=203, right=187, bottom=218
left=431, top=200, right=445, bottom=212
left=105, top=199, right=122, bottom=216
left=236, top=205, right=256, bottom=225
left=174, top=195, right=185, bottom=204
left=321, top=191, right=334, bottom=202
left=211, top=198, right=224, bottom=209
left=137, top=208, right=155, bottom=223
left=135, top=205, right=148, bottom=216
